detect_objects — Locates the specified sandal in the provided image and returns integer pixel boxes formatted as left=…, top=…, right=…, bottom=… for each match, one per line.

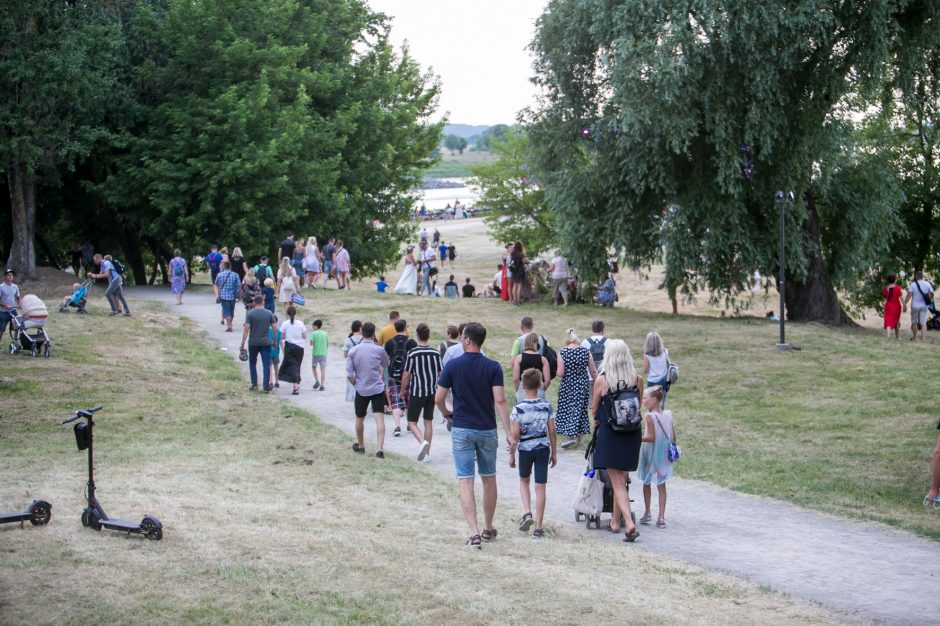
left=605, top=521, right=620, bottom=534
left=924, top=495, right=940, bottom=509
left=656, top=520, right=667, bottom=528
left=466, top=534, right=482, bottom=549
left=639, top=514, right=652, bottom=525
left=519, top=512, right=534, bottom=532
left=481, top=528, right=498, bottom=541
left=532, top=528, right=545, bottom=538
left=623, top=528, right=640, bottom=543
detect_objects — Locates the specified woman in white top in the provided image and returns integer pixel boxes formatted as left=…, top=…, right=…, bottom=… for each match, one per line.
left=643, top=331, right=671, bottom=408
left=278, top=305, right=307, bottom=395
left=277, top=257, right=299, bottom=308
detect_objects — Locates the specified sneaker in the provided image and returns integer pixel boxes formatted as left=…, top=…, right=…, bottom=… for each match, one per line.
left=249, top=385, right=258, bottom=391
left=466, top=534, right=482, bottom=549
left=123, top=312, right=131, bottom=317
left=519, top=512, right=534, bottom=532
left=560, top=438, right=578, bottom=449
left=393, top=426, right=401, bottom=437
left=375, top=451, right=385, bottom=459
left=417, top=441, right=430, bottom=461
left=481, top=528, right=497, bottom=542
left=109, top=311, right=119, bottom=316
left=422, top=455, right=431, bottom=464
left=319, top=386, right=325, bottom=391
left=313, top=381, right=320, bottom=390
left=352, top=443, right=365, bottom=454
left=532, top=528, right=545, bottom=539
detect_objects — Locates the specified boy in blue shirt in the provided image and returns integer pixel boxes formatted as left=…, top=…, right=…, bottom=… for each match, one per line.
left=375, top=275, right=389, bottom=293
left=509, top=368, right=557, bottom=538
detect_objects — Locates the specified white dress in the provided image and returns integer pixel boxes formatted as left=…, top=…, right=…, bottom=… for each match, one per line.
left=393, top=255, right=418, bottom=295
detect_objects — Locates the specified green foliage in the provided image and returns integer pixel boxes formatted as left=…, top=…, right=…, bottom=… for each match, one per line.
left=474, top=124, right=511, bottom=151
left=527, top=0, right=938, bottom=319
left=443, top=134, right=468, bottom=155
left=469, top=131, right=555, bottom=257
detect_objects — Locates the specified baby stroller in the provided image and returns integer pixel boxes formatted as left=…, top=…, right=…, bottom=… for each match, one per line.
left=59, top=278, right=92, bottom=314
left=9, top=294, right=51, bottom=357
left=573, top=429, right=634, bottom=529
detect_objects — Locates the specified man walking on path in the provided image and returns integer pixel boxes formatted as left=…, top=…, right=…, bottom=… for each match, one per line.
left=310, top=319, right=329, bottom=391
left=377, top=310, right=401, bottom=346
left=240, top=295, right=277, bottom=391
left=418, top=240, right=437, bottom=296
left=385, top=319, right=417, bottom=438
left=279, top=233, right=295, bottom=266
left=435, top=322, right=514, bottom=548
left=205, top=245, right=223, bottom=284
left=89, top=253, right=131, bottom=316
left=322, top=238, right=336, bottom=287
left=401, top=323, right=441, bottom=462
left=213, top=261, right=241, bottom=332
left=580, top=320, right=607, bottom=367
left=903, top=270, right=935, bottom=342
left=510, top=316, right=542, bottom=357
left=346, top=322, right=390, bottom=458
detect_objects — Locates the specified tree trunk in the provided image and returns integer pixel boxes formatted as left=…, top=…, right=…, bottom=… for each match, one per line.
left=144, top=236, right=170, bottom=285
left=122, top=227, right=147, bottom=286
left=6, top=162, right=37, bottom=279
left=784, top=193, right=856, bottom=326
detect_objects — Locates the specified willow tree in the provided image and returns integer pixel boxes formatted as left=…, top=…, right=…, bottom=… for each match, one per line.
left=529, top=1, right=936, bottom=323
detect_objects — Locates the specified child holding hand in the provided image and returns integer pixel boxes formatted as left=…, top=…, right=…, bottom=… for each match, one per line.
left=638, top=385, right=676, bottom=528
left=509, top=368, right=557, bottom=538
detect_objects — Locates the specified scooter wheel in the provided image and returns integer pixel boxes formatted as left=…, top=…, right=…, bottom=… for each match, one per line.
left=81, top=507, right=102, bottom=531
left=141, top=516, right=162, bottom=541
left=28, top=500, right=52, bottom=526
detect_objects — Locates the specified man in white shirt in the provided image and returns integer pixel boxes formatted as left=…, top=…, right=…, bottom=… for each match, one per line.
left=551, top=253, right=570, bottom=306
left=903, top=271, right=935, bottom=342
left=417, top=240, right=437, bottom=296
left=0, top=268, right=21, bottom=344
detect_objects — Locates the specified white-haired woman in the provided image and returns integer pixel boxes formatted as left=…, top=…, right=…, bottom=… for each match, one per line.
left=277, top=257, right=298, bottom=311
left=643, top=331, right=672, bottom=408
left=591, top=339, right=642, bottom=542
left=556, top=328, right=596, bottom=449
left=303, top=237, right=321, bottom=288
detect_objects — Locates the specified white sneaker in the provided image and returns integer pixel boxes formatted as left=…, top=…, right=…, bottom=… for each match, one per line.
left=422, top=455, right=431, bottom=464
left=417, top=440, right=430, bottom=461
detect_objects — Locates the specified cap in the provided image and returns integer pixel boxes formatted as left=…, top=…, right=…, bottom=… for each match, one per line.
left=4, top=268, right=13, bottom=275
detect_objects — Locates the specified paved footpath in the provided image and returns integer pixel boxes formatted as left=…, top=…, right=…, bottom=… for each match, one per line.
left=131, top=286, right=940, bottom=625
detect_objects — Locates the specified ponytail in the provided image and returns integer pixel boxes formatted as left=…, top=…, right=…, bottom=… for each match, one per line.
left=287, top=305, right=297, bottom=324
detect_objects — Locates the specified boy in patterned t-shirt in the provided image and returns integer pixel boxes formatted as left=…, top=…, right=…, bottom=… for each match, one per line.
left=509, top=368, right=557, bottom=538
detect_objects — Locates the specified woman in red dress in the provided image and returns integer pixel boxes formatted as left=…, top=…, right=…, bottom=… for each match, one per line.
left=883, top=274, right=903, bottom=339
left=500, top=242, right=512, bottom=302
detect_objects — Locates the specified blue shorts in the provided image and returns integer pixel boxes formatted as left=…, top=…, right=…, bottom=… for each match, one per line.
left=452, top=427, right=498, bottom=479
left=518, top=446, right=550, bottom=484
left=324, top=260, right=335, bottom=276
left=220, top=299, right=236, bottom=319
left=0, top=310, right=12, bottom=332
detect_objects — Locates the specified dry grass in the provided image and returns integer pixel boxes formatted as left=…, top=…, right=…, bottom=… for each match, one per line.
left=0, top=296, right=848, bottom=624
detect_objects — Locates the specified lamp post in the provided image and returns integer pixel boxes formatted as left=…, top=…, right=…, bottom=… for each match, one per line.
left=775, top=190, right=794, bottom=350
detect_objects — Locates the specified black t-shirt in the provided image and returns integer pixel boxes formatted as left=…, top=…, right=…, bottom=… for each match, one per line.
left=462, top=284, right=475, bottom=298
left=510, top=251, right=524, bottom=273
left=279, top=239, right=294, bottom=264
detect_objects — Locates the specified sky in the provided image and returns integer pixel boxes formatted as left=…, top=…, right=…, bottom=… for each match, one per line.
left=367, top=0, right=548, bottom=126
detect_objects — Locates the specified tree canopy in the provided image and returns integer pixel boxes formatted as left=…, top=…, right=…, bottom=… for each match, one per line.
left=528, top=0, right=937, bottom=323
left=2, top=0, right=442, bottom=282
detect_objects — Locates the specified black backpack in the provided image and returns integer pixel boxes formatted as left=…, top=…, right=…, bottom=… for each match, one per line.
left=539, top=336, right=558, bottom=380
left=387, top=335, right=410, bottom=380
left=110, top=258, right=126, bottom=275
left=254, top=264, right=269, bottom=285
left=605, top=380, right=641, bottom=432
left=587, top=337, right=607, bottom=365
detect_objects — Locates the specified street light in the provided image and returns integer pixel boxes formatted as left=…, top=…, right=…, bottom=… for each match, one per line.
left=775, top=190, right=794, bottom=350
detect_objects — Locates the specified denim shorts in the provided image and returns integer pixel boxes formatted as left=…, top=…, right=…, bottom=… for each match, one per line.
left=220, top=299, right=236, bottom=319
left=452, top=427, right=498, bottom=479
left=0, top=310, right=11, bottom=332
left=518, top=446, right=550, bottom=484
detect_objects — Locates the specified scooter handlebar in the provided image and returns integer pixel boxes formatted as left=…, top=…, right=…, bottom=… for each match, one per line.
left=62, top=405, right=102, bottom=424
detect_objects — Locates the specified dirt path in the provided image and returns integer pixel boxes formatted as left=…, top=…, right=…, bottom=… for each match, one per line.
left=129, top=285, right=940, bottom=625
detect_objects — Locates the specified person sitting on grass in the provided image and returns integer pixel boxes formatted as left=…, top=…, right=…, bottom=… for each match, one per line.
left=444, top=275, right=459, bottom=298
left=637, top=385, right=675, bottom=529
left=509, top=367, right=557, bottom=539
left=462, top=277, right=476, bottom=298
left=375, top=275, right=389, bottom=293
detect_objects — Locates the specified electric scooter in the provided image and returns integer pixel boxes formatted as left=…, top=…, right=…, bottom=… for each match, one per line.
left=0, top=500, right=52, bottom=528
left=63, top=405, right=163, bottom=540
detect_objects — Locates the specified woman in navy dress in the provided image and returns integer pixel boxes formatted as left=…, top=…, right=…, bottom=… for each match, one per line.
left=591, top=338, right=643, bottom=542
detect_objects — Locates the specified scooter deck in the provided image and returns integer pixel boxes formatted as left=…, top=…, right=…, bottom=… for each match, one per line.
left=100, top=518, right=145, bottom=532
left=0, top=512, right=33, bottom=524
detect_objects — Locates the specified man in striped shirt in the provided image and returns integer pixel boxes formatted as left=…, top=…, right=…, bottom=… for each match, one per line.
left=401, top=323, right=442, bottom=463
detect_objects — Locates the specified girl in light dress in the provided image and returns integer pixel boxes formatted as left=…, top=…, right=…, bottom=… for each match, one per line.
left=303, top=237, right=321, bottom=288
left=277, top=257, right=299, bottom=310
left=638, top=385, right=676, bottom=528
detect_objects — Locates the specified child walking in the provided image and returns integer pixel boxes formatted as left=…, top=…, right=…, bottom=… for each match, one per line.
left=509, top=368, right=557, bottom=538
left=310, top=319, right=329, bottom=391
left=638, top=385, right=675, bottom=528
left=269, top=316, right=281, bottom=388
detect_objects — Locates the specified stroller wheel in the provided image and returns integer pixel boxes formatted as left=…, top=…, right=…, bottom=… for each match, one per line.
left=30, top=346, right=37, bottom=357
left=43, top=343, right=51, bottom=358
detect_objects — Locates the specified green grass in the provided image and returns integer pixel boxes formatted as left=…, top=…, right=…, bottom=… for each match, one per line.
left=423, top=150, right=496, bottom=178
left=0, top=297, right=841, bottom=624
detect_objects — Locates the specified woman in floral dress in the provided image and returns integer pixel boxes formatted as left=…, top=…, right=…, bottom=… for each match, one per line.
left=555, top=328, right=596, bottom=449
left=168, top=249, right=187, bottom=305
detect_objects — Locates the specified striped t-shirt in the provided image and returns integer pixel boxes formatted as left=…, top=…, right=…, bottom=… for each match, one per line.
left=404, top=345, right=443, bottom=398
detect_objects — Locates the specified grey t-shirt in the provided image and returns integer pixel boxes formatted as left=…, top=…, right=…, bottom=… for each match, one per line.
left=245, top=308, right=276, bottom=347
left=0, top=282, right=20, bottom=309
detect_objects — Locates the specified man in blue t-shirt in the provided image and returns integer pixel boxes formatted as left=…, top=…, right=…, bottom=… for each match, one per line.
left=435, top=322, right=514, bottom=549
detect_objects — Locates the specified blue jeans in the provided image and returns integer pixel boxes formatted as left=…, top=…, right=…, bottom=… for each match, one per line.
left=104, top=280, right=130, bottom=313
left=452, top=428, right=498, bottom=479
left=421, top=267, right=434, bottom=295
left=248, top=345, right=271, bottom=389
left=647, top=377, right=669, bottom=408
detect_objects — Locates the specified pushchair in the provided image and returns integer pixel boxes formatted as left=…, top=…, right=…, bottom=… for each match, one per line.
left=9, top=294, right=51, bottom=357
left=59, top=278, right=92, bottom=314
left=573, top=429, right=634, bottom=529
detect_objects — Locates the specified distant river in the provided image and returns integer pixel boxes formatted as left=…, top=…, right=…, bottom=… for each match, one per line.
left=418, top=178, right=477, bottom=211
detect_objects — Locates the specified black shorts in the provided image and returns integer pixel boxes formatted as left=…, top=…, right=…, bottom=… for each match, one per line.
left=518, top=446, right=550, bottom=484
left=407, top=395, right=436, bottom=422
left=354, top=392, right=385, bottom=418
